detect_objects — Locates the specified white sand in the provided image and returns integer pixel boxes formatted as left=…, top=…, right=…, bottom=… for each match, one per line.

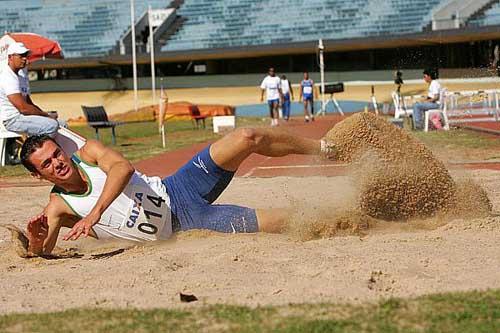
left=0, top=170, right=499, bottom=314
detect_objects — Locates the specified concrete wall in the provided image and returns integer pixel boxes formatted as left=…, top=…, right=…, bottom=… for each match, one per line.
left=30, top=69, right=427, bottom=93
left=29, top=68, right=496, bottom=93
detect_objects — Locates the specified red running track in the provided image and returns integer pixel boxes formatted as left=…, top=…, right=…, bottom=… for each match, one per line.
left=134, top=115, right=347, bottom=178
left=1, top=115, right=499, bottom=188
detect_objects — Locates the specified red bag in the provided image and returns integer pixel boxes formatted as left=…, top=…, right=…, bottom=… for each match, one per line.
left=430, top=113, right=443, bottom=130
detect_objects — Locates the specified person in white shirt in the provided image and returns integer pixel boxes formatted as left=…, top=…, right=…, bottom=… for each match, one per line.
left=0, top=42, right=62, bottom=136
left=412, top=69, right=441, bottom=130
left=260, top=67, right=282, bottom=126
left=280, top=75, right=294, bottom=121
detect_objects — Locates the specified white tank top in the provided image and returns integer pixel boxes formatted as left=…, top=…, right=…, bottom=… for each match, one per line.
left=53, top=154, right=172, bottom=242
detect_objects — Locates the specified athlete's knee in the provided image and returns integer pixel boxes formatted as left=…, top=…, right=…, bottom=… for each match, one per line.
left=233, top=128, right=264, bottom=151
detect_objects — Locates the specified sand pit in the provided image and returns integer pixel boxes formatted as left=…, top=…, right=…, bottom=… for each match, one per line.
left=0, top=112, right=498, bottom=314
left=0, top=171, right=499, bottom=314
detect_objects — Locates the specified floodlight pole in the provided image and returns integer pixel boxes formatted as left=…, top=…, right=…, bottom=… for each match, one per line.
left=148, top=5, right=156, bottom=104
left=130, top=0, right=138, bottom=112
left=318, top=39, right=326, bottom=116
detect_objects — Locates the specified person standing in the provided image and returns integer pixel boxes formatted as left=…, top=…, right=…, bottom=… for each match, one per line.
left=260, top=67, right=282, bottom=126
left=0, top=42, right=63, bottom=136
left=280, top=75, right=294, bottom=121
left=412, top=69, right=441, bottom=130
left=299, top=71, right=316, bottom=122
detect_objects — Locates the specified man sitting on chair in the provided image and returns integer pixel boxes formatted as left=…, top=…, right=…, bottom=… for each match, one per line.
left=0, top=42, right=64, bottom=137
left=412, top=69, right=441, bottom=130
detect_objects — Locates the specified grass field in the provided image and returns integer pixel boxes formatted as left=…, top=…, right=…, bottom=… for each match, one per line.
left=1, top=289, right=498, bottom=332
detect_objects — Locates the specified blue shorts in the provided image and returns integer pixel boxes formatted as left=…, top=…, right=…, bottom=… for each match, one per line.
left=303, top=94, right=313, bottom=102
left=163, top=146, right=258, bottom=233
left=267, top=99, right=279, bottom=106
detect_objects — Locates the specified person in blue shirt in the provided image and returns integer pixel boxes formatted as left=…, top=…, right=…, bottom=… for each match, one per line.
left=299, top=72, right=317, bottom=122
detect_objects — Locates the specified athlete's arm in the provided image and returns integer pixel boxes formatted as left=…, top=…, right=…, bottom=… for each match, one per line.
left=27, top=195, right=74, bottom=255
left=63, top=140, right=134, bottom=241
left=7, top=93, right=50, bottom=117
left=260, top=79, right=267, bottom=102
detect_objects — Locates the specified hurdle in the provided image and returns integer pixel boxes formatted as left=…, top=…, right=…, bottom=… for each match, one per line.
left=443, top=90, right=500, bottom=125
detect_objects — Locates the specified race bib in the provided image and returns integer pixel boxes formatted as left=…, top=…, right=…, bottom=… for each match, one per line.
left=119, top=185, right=171, bottom=241
left=303, top=86, right=313, bottom=94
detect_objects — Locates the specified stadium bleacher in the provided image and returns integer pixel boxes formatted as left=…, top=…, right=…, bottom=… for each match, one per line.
left=1, top=0, right=500, bottom=58
left=468, top=1, right=500, bottom=27
left=0, top=0, right=168, bottom=58
left=162, top=0, right=448, bottom=52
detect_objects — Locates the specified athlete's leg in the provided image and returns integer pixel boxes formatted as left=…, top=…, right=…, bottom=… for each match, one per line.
left=273, top=101, right=279, bottom=119
left=268, top=100, right=274, bottom=118
left=209, top=127, right=320, bottom=171
left=310, top=97, right=315, bottom=120
left=173, top=201, right=290, bottom=234
left=272, top=100, right=279, bottom=127
left=303, top=98, right=310, bottom=120
left=255, top=208, right=289, bottom=233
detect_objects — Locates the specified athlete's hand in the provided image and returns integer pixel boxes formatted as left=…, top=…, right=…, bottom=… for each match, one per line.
left=63, top=212, right=100, bottom=241
left=26, top=213, right=49, bottom=247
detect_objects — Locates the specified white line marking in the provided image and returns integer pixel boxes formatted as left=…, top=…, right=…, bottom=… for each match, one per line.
left=255, top=164, right=348, bottom=170
left=241, top=166, right=257, bottom=177
left=241, top=156, right=272, bottom=177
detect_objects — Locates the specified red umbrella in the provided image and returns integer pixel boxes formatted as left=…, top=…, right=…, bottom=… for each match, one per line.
left=0, top=33, right=63, bottom=63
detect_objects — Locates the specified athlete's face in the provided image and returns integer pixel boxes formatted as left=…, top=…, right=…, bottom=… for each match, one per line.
left=303, top=72, right=309, bottom=80
left=268, top=68, right=275, bottom=77
left=423, top=74, right=432, bottom=83
left=29, top=140, right=75, bottom=183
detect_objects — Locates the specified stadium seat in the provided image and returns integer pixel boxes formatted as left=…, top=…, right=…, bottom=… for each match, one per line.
left=162, top=0, right=448, bottom=52
left=392, top=91, right=413, bottom=120
left=81, top=105, right=122, bottom=144
left=0, top=0, right=167, bottom=57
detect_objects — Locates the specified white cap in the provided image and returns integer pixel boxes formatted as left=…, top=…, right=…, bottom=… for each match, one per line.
left=7, top=42, right=30, bottom=56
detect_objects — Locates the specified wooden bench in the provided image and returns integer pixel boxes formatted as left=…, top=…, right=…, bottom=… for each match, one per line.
left=189, top=105, right=206, bottom=129
left=81, top=105, right=123, bottom=144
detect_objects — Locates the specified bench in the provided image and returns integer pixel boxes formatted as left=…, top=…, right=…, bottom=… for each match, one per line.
left=188, top=105, right=206, bottom=129
left=0, top=122, right=21, bottom=167
left=81, top=105, right=122, bottom=144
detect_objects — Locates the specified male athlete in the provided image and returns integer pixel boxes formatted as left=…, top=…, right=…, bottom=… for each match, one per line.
left=299, top=72, right=317, bottom=122
left=22, top=128, right=336, bottom=256
left=260, top=67, right=282, bottom=126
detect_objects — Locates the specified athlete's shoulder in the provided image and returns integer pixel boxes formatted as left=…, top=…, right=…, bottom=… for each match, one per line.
left=77, top=140, right=106, bottom=164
